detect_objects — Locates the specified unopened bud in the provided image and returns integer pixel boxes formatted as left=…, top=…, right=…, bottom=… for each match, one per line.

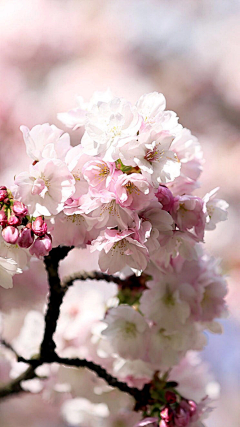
left=156, top=185, right=174, bottom=212
left=12, top=201, right=28, bottom=217
left=18, top=228, right=34, bottom=248
left=32, top=216, right=47, bottom=236
left=174, top=407, right=190, bottom=427
left=8, top=214, right=21, bottom=226
left=184, top=400, right=197, bottom=419
left=0, top=210, right=7, bottom=226
left=0, top=188, right=8, bottom=202
left=165, top=391, right=177, bottom=404
left=2, top=226, right=19, bottom=244
left=160, top=407, right=174, bottom=424
left=29, top=234, right=52, bottom=257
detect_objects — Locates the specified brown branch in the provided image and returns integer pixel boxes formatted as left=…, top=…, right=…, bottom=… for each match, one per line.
left=0, top=365, right=36, bottom=399
left=40, top=246, right=73, bottom=358
left=62, top=270, right=149, bottom=291
left=0, top=246, right=152, bottom=409
left=14, top=353, right=150, bottom=404
left=0, top=339, right=19, bottom=359
left=0, top=343, right=150, bottom=407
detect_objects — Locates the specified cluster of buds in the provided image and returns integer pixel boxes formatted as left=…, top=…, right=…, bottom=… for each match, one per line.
left=0, top=186, right=52, bottom=257
left=159, top=392, right=198, bottom=427
left=136, top=391, right=202, bottom=427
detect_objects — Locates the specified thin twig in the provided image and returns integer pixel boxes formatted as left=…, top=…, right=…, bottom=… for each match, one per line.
left=0, top=339, right=19, bottom=359
left=0, top=366, right=36, bottom=399
left=62, top=271, right=149, bottom=291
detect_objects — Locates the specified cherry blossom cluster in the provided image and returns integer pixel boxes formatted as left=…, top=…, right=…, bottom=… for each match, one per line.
left=8, top=91, right=228, bottom=277
left=0, top=91, right=229, bottom=426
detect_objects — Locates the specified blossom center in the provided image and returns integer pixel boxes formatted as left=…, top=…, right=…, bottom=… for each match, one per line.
left=112, top=239, right=127, bottom=255
left=99, top=165, right=110, bottom=178
left=123, top=321, right=137, bottom=337
left=144, top=148, right=163, bottom=163
left=73, top=172, right=81, bottom=182
left=125, top=181, right=140, bottom=195
left=162, top=288, right=175, bottom=307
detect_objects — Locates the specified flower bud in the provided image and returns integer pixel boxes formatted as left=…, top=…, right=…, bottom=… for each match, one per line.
left=188, top=400, right=197, bottom=417
left=12, top=201, right=28, bottom=217
left=165, top=391, right=177, bottom=404
left=32, top=216, right=47, bottom=236
left=156, top=185, right=174, bottom=212
left=8, top=214, right=21, bottom=226
left=0, top=210, right=7, bottom=226
left=18, top=228, right=34, bottom=248
left=29, top=234, right=52, bottom=257
left=0, top=188, right=8, bottom=202
left=160, top=407, right=174, bottom=424
left=2, top=226, right=19, bottom=244
left=174, top=407, right=190, bottom=427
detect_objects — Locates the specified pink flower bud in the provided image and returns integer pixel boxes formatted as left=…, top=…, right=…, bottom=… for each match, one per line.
left=188, top=400, right=197, bottom=417
left=2, top=226, right=19, bottom=244
left=156, top=185, right=174, bottom=212
left=32, top=216, right=48, bottom=236
left=29, top=234, right=52, bottom=257
left=0, top=210, right=7, bottom=226
left=0, top=188, right=8, bottom=202
left=165, top=391, right=177, bottom=404
left=174, top=407, right=190, bottom=427
left=8, top=214, right=21, bottom=226
left=160, top=407, right=173, bottom=424
left=12, top=201, right=28, bottom=217
left=18, top=228, right=34, bottom=248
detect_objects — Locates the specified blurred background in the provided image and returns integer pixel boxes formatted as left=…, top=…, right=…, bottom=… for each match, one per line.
left=0, top=0, right=240, bottom=426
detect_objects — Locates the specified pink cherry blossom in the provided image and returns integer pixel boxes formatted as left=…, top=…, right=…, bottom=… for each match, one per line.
left=29, top=234, right=52, bottom=258
left=82, top=158, right=116, bottom=191
left=115, top=173, right=154, bottom=210
left=91, top=228, right=149, bottom=274
left=18, top=228, right=34, bottom=248
left=172, top=195, right=206, bottom=240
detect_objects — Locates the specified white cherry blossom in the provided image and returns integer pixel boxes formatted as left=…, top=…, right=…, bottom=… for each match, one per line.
left=20, top=123, right=71, bottom=161
left=102, top=305, right=149, bottom=360
left=0, top=256, right=22, bottom=289
left=57, top=89, right=114, bottom=130
left=81, top=97, right=142, bottom=161
left=203, top=188, right=229, bottom=230
left=14, top=158, right=75, bottom=216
